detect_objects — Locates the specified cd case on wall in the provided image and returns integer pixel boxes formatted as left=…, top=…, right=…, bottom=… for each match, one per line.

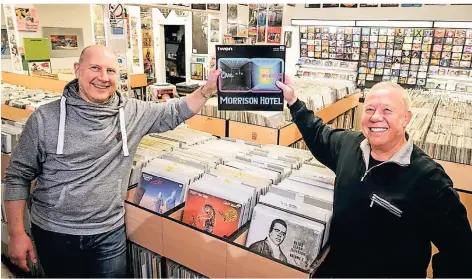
left=216, top=45, right=286, bottom=111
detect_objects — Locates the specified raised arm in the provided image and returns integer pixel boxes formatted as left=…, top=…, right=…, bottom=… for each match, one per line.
left=138, top=68, right=221, bottom=135
left=276, top=76, right=348, bottom=171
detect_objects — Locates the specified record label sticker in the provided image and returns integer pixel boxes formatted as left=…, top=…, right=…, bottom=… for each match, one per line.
left=216, top=45, right=286, bottom=111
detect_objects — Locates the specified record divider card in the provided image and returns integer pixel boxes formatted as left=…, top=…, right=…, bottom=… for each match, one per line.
left=216, top=45, right=286, bottom=111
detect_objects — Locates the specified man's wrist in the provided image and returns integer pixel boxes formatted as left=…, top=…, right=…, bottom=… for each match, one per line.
left=287, top=97, right=298, bottom=106
left=199, top=85, right=216, bottom=100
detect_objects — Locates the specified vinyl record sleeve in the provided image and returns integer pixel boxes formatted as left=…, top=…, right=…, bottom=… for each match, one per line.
left=183, top=187, right=245, bottom=237
left=216, top=45, right=286, bottom=111
left=246, top=204, right=325, bottom=271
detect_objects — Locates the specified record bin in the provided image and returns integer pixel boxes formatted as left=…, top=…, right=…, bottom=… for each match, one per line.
left=125, top=185, right=330, bottom=278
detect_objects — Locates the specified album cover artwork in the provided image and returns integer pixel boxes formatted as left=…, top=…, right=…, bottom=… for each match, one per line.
left=216, top=45, right=286, bottom=111
left=134, top=171, right=184, bottom=214
left=246, top=205, right=324, bottom=271
left=182, top=189, right=242, bottom=237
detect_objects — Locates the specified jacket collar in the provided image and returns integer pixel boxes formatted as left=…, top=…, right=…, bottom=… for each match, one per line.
left=360, top=133, right=413, bottom=169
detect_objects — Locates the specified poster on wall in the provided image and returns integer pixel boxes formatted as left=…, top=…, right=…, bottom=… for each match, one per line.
left=192, top=12, right=208, bottom=54
left=257, top=26, right=266, bottom=43
left=284, top=31, right=292, bottom=48
left=42, top=27, right=84, bottom=58
left=50, top=35, right=78, bottom=50
left=323, top=4, right=340, bottom=8
left=130, top=17, right=140, bottom=68
left=237, top=24, right=248, bottom=37
left=28, top=61, right=52, bottom=76
left=360, top=4, right=378, bottom=7
left=228, top=23, right=238, bottom=37
left=108, top=4, right=125, bottom=37
left=216, top=45, right=286, bottom=111
left=210, top=19, right=220, bottom=43
left=305, top=4, right=321, bottom=8
left=380, top=4, right=399, bottom=7
left=15, top=8, right=39, bottom=32
left=207, top=4, right=220, bottom=11
left=1, top=29, right=10, bottom=58
left=141, top=6, right=155, bottom=83
left=267, top=27, right=282, bottom=44
left=191, top=4, right=207, bottom=10
left=341, top=4, right=358, bottom=8
left=191, top=63, right=203, bottom=80
left=92, top=4, right=106, bottom=46
left=3, top=4, right=22, bottom=72
left=227, top=5, right=238, bottom=24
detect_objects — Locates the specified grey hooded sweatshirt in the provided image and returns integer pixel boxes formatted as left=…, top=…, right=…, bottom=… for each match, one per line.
left=4, top=79, right=195, bottom=235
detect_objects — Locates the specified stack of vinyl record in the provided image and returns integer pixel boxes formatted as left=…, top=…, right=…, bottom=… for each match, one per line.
left=131, top=156, right=206, bottom=214
left=149, top=125, right=216, bottom=146
left=1, top=83, right=61, bottom=110
left=245, top=161, right=334, bottom=271
left=198, top=97, right=286, bottom=128
left=127, top=242, right=162, bottom=278
left=284, top=78, right=357, bottom=121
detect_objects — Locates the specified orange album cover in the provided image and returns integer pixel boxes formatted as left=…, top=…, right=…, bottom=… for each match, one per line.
left=182, top=189, right=243, bottom=238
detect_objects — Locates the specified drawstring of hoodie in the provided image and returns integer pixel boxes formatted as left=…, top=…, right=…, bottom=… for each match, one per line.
left=56, top=96, right=129, bottom=157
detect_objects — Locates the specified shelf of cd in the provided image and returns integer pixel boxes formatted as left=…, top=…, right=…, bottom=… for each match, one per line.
left=185, top=114, right=227, bottom=138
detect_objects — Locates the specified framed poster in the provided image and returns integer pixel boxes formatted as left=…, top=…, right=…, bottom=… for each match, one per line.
left=192, top=12, right=208, bottom=54
left=191, top=63, right=203, bottom=80
left=207, top=4, right=220, bottom=11
left=284, top=31, right=292, bottom=48
left=42, top=27, right=84, bottom=58
left=191, top=4, right=207, bottom=10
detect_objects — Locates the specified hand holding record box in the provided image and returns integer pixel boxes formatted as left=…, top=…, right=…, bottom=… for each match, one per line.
left=216, top=45, right=286, bottom=111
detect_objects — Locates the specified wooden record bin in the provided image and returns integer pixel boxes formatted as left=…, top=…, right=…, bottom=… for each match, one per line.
left=124, top=185, right=327, bottom=278
left=185, top=114, right=227, bottom=138
left=228, top=94, right=360, bottom=146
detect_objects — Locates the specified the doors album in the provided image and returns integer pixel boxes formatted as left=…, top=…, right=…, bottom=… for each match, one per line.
left=216, top=45, right=286, bottom=111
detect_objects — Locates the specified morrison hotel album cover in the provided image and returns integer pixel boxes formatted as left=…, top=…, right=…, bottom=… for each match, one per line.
left=216, top=45, right=286, bottom=111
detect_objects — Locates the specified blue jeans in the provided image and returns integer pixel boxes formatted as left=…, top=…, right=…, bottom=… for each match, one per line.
left=31, top=223, right=128, bottom=278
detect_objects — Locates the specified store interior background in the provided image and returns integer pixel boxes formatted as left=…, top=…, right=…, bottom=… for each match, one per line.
left=2, top=3, right=472, bottom=279
left=3, top=4, right=472, bottom=82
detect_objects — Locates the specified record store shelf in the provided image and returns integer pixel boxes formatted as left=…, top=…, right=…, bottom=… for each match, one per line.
left=124, top=186, right=324, bottom=278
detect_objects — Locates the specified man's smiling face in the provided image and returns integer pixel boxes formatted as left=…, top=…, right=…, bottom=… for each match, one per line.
left=74, top=45, right=118, bottom=104
left=361, top=87, right=411, bottom=151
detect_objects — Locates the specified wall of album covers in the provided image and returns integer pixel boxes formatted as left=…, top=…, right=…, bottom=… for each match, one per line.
left=299, top=25, right=472, bottom=89
left=1, top=4, right=94, bottom=74
left=291, top=4, right=472, bottom=21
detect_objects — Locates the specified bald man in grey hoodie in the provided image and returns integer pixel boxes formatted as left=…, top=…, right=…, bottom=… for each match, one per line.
left=4, top=45, right=221, bottom=278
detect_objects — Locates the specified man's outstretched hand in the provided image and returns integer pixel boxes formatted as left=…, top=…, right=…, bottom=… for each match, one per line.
left=201, top=67, right=221, bottom=99
left=276, top=74, right=297, bottom=106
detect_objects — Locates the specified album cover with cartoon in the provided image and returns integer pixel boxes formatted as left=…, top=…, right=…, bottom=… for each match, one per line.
left=182, top=188, right=243, bottom=237
left=216, top=45, right=286, bottom=111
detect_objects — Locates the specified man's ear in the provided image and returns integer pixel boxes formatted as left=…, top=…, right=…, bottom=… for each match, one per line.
left=74, top=62, right=80, bottom=78
left=404, top=110, right=412, bottom=128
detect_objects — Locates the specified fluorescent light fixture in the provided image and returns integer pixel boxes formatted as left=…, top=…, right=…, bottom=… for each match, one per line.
left=356, top=20, right=433, bottom=28
left=434, top=21, right=472, bottom=28
left=291, top=20, right=355, bottom=26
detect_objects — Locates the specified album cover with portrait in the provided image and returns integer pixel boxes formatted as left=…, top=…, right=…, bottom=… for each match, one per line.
left=216, top=45, right=286, bottom=111
left=245, top=204, right=325, bottom=271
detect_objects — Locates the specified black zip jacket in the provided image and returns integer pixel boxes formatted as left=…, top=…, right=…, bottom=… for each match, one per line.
left=289, top=99, right=472, bottom=278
